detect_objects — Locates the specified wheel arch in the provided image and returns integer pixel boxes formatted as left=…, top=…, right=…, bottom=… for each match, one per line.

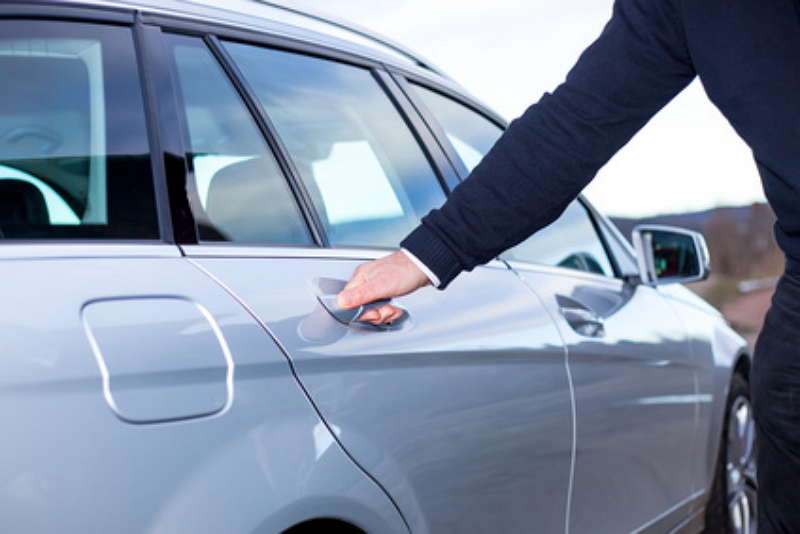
left=733, top=351, right=752, bottom=382
left=282, top=518, right=367, bottom=534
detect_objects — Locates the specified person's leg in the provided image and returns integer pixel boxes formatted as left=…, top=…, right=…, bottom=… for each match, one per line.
left=752, top=270, right=800, bottom=532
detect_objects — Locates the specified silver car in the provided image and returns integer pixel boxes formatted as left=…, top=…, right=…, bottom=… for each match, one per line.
left=0, top=0, right=755, bottom=532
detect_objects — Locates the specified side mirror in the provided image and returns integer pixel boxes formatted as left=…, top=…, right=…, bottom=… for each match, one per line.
left=632, top=225, right=710, bottom=285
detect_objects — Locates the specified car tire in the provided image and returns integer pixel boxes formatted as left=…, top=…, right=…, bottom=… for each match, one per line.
left=704, top=373, right=758, bottom=534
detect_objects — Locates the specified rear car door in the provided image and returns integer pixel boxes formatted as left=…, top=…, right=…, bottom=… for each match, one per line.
left=0, top=16, right=404, bottom=532
left=164, top=32, right=576, bottom=534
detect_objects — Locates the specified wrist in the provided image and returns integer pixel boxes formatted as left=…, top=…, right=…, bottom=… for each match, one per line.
left=400, top=224, right=463, bottom=289
left=400, top=248, right=440, bottom=288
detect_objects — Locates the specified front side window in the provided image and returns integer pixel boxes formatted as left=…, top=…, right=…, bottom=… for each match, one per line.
left=0, top=21, right=158, bottom=239
left=224, top=42, right=446, bottom=248
left=409, top=86, right=614, bottom=277
left=507, top=201, right=614, bottom=276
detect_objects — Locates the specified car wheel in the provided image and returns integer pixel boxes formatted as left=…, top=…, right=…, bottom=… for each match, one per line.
left=705, top=373, right=758, bottom=534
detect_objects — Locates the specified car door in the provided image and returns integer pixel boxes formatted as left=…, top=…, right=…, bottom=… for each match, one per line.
left=0, top=17, right=405, bottom=533
left=163, top=32, right=576, bottom=534
left=504, top=201, right=700, bottom=533
left=408, top=85, right=702, bottom=532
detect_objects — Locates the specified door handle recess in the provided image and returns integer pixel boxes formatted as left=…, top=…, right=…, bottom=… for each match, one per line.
left=557, top=295, right=605, bottom=338
left=314, top=278, right=407, bottom=327
left=317, top=294, right=368, bottom=325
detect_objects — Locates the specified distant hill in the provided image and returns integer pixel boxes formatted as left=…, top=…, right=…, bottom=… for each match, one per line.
left=612, top=210, right=712, bottom=239
left=611, top=204, right=773, bottom=241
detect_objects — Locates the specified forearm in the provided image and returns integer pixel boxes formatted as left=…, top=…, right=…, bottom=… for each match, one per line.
left=403, top=0, right=696, bottom=288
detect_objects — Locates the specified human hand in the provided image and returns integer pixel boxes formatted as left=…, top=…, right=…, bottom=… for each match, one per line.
left=336, top=250, right=431, bottom=325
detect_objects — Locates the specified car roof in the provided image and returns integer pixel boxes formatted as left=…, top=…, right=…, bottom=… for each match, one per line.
left=6, top=0, right=445, bottom=75
left=2, top=0, right=502, bottom=121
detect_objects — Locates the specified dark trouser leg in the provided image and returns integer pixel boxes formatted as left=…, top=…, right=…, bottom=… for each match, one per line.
left=752, top=270, right=800, bottom=533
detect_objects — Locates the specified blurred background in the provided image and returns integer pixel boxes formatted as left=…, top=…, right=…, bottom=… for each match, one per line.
left=295, top=0, right=780, bottom=345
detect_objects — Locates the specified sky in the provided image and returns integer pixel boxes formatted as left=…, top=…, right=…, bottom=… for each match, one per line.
left=293, top=0, right=766, bottom=218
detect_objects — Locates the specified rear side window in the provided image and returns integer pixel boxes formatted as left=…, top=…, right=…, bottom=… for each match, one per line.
left=164, top=34, right=312, bottom=245
left=224, top=42, right=447, bottom=248
left=410, top=84, right=502, bottom=172
left=0, top=21, right=158, bottom=239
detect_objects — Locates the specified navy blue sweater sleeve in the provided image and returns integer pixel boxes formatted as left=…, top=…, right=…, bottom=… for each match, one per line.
left=401, top=0, right=696, bottom=288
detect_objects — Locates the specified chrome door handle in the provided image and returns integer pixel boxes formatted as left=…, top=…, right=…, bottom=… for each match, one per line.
left=313, top=278, right=407, bottom=327
left=316, top=293, right=369, bottom=325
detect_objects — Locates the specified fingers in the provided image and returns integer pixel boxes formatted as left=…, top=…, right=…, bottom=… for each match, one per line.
left=337, top=270, right=381, bottom=310
left=336, top=284, right=371, bottom=311
left=335, top=251, right=431, bottom=328
left=357, top=304, right=404, bottom=325
left=342, top=262, right=369, bottom=291
left=337, top=265, right=375, bottom=310
left=336, top=250, right=430, bottom=310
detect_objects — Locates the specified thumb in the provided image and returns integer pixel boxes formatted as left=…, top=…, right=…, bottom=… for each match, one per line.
left=336, top=251, right=429, bottom=310
left=337, top=281, right=380, bottom=310
left=336, top=286, right=361, bottom=310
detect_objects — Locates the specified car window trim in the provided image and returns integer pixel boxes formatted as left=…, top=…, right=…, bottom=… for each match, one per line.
left=0, top=4, right=135, bottom=25
left=582, top=198, right=640, bottom=279
left=138, top=7, right=434, bottom=76
left=391, top=72, right=508, bottom=184
left=576, top=197, right=625, bottom=278
left=372, top=70, right=462, bottom=195
left=393, top=67, right=507, bottom=126
left=392, top=74, right=471, bottom=181
left=205, top=34, right=328, bottom=247
left=147, top=20, right=479, bottom=250
left=0, top=241, right=183, bottom=260
left=142, top=10, right=396, bottom=74
left=207, top=33, right=458, bottom=249
left=135, top=17, right=182, bottom=244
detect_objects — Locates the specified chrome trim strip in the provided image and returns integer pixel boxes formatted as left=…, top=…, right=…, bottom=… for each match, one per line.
left=181, top=244, right=388, bottom=260
left=631, top=490, right=707, bottom=534
left=180, top=244, right=513, bottom=271
left=0, top=243, right=182, bottom=260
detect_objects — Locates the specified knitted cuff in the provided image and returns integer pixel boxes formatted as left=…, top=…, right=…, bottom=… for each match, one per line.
left=400, top=224, right=464, bottom=289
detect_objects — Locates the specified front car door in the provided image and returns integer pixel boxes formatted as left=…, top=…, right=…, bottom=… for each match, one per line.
left=407, top=85, right=703, bottom=532
left=505, top=201, right=700, bottom=533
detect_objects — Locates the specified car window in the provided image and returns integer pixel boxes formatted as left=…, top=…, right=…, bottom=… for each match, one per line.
left=164, top=34, right=312, bottom=244
left=223, top=42, right=447, bottom=248
left=508, top=201, right=615, bottom=276
left=0, top=21, right=158, bottom=239
left=410, top=83, right=503, bottom=172
left=407, top=86, right=614, bottom=277
left=595, top=213, right=639, bottom=275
